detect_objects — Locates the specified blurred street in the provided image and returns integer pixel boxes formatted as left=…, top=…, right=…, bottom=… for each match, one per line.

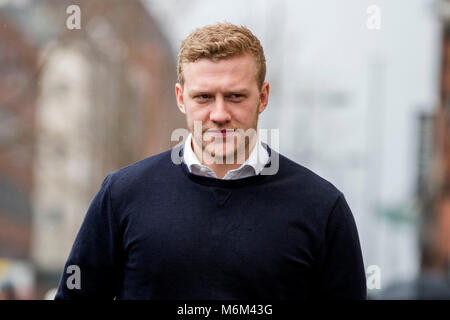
left=0, top=0, right=449, bottom=299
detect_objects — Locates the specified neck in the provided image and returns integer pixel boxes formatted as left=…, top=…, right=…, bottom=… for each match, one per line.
left=192, top=136, right=257, bottom=179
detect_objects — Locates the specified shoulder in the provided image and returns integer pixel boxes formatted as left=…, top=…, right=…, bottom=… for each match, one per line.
left=104, top=148, right=177, bottom=195
left=272, top=150, right=358, bottom=244
left=276, top=149, right=342, bottom=197
left=267, top=147, right=344, bottom=211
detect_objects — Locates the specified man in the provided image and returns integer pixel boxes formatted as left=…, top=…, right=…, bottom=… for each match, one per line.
left=55, top=23, right=366, bottom=299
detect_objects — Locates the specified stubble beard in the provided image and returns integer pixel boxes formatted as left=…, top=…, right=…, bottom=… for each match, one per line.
left=188, top=112, right=259, bottom=166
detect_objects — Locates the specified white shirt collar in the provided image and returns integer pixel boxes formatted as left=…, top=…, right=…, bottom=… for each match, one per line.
left=183, top=132, right=269, bottom=179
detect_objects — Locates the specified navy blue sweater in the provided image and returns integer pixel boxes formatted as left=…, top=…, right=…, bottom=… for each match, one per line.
left=55, top=144, right=366, bottom=299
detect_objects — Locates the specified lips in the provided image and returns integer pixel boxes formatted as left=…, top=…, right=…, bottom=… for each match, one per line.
left=206, top=129, right=235, bottom=139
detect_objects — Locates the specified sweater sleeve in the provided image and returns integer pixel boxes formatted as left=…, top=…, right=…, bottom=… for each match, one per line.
left=312, top=193, right=367, bottom=300
left=54, top=174, right=122, bottom=299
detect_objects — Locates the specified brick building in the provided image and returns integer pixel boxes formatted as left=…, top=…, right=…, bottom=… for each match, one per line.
left=419, top=0, right=450, bottom=276
left=0, top=14, right=38, bottom=263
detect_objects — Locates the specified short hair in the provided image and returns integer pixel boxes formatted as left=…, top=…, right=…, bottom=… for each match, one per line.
left=177, top=22, right=266, bottom=89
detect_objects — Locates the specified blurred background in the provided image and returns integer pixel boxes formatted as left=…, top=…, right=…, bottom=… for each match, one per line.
left=0, top=0, right=448, bottom=299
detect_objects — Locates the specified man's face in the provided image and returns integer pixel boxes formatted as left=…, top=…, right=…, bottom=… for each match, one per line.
left=175, top=54, right=269, bottom=163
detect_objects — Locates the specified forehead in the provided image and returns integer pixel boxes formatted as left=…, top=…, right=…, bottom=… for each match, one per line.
left=182, top=54, right=258, bottom=91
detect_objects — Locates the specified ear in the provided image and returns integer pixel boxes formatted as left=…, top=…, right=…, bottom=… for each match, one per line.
left=258, top=82, right=270, bottom=114
left=175, top=83, right=186, bottom=114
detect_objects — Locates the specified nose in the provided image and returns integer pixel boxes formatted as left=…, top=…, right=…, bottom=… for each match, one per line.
left=209, top=96, right=231, bottom=124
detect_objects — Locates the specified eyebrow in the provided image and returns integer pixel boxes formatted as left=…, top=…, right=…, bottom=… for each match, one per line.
left=189, top=88, right=250, bottom=96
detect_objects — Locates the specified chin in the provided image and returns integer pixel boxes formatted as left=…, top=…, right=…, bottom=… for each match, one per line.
left=204, top=143, right=237, bottom=162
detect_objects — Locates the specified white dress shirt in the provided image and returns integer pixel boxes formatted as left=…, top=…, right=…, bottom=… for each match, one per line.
left=183, top=132, right=269, bottom=180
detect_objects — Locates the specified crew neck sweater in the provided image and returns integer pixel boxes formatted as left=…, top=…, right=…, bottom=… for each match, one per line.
left=55, top=144, right=367, bottom=300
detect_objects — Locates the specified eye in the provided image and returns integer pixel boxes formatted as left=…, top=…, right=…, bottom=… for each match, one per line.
left=194, top=94, right=211, bottom=102
left=228, top=94, right=245, bottom=102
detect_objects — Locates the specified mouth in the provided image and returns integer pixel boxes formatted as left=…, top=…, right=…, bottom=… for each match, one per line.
left=206, top=129, right=235, bottom=139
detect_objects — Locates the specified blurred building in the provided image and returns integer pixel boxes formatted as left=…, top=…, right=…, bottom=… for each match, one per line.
left=384, top=0, right=450, bottom=299
left=0, top=12, right=39, bottom=299
left=0, top=12, right=38, bottom=261
left=0, top=0, right=185, bottom=298
left=426, top=0, right=450, bottom=277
